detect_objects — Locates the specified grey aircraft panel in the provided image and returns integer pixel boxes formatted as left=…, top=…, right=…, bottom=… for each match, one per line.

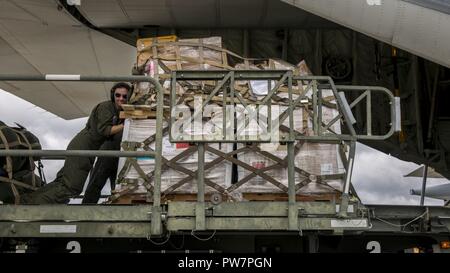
left=0, top=36, right=83, bottom=119
left=0, top=0, right=136, bottom=120
left=402, top=0, right=450, bottom=15
left=282, top=0, right=450, bottom=68
left=76, top=0, right=338, bottom=28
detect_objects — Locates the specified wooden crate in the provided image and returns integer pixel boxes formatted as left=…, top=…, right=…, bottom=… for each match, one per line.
left=120, top=104, right=156, bottom=119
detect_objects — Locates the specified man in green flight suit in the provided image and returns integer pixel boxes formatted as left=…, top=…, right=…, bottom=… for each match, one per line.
left=21, top=82, right=131, bottom=204
left=81, top=133, right=121, bottom=204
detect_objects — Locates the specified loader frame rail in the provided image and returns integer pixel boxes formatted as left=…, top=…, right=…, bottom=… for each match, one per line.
left=1, top=204, right=450, bottom=238
left=0, top=72, right=396, bottom=237
left=0, top=74, right=165, bottom=235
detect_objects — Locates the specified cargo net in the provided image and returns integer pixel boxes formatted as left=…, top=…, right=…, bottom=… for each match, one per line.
left=0, top=122, right=43, bottom=204
left=130, top=35, right=312, bottom=106
left=108, top=36, right=355, bottom=204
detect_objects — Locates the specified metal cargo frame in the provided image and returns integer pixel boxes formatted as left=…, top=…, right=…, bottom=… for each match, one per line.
left=1, top=72, right=449, bottom=245
left=164, top=70, right=396, bottom=229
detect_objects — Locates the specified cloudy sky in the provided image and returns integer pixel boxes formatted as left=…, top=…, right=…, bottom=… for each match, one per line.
left=0, top=89, right=447, bottom=206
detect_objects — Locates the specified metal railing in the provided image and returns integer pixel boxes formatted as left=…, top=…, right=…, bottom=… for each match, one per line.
left=168, top=70, right=397, bottom=226
left=0, top=72, right=397, bottom=235
left=169, top=71, right=397, bottom=143
left=0, top=74, right=165, bottom=235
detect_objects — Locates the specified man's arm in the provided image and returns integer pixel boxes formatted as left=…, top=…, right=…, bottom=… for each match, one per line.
left=110, top=124, right=124, bottom=136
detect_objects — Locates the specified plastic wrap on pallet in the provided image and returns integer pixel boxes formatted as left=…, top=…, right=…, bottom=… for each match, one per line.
left=131, top=34, right=342, bottom=199
left=236, top=90, right=345, bottom=196
left=116, top=118, right=232, bottom=194
left=235, top=59, right=306, bottom=97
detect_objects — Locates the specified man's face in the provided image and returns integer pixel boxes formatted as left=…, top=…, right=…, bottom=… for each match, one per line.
left=114, top=87, right=128, bottom=108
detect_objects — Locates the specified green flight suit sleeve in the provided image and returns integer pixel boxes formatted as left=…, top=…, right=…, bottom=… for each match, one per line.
left=96, top=103, right=114, bottom=137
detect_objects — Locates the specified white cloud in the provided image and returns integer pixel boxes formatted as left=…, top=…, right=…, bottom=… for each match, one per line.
left=353, top=143, right=445, bottom=206
left=0, top=90, right=86, bottom=181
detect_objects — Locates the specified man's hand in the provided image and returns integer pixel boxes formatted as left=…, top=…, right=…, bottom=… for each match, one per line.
left=110, top=124, right=124, bottom=135
left=112, top=115, right=124, bottom=125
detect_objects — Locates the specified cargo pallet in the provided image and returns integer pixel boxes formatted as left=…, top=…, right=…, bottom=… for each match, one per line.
left=1, top=72, right=449, bottom=253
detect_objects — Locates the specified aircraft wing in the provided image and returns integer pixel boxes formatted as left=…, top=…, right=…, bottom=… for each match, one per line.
left=282, top=0, right=450, bottom=68
left=411, top=183, right=450, bottom=201
left=0, top=0, right=135, bottom=120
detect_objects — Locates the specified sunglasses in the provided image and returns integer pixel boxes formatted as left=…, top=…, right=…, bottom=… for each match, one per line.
left=115, top=93, right=127, bottom=99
